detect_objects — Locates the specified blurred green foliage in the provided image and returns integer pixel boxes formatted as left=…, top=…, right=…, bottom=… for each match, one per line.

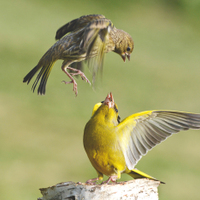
left=0, top=0, right=200, bottom=200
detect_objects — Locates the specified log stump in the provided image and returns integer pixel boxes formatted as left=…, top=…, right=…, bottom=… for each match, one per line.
left=38, top=179, right=161, bottom=200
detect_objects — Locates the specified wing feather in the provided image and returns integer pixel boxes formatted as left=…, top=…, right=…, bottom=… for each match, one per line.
left=117, top=110, right=200, bottom=170
left=55, top=14, right=106, bottom=40
left=81, top=18, right=114, bottom=84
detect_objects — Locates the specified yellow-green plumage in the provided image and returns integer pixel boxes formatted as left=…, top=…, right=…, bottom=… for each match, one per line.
left=84, top=93, right=200, bottom=184
left=84, top=103, right=124, bottom=181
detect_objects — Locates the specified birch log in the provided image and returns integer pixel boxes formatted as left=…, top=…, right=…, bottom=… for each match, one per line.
left=38, top=179, right=161, bottom=200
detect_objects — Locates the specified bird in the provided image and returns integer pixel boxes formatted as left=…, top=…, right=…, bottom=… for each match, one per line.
left=83, top=92, right=200, bottom=184
left=23, top=14, right=134, bottom=96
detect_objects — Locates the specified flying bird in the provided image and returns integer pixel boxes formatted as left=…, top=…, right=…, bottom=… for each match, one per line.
left=83, top=92, right=200, bottom=184
left=23, top=14, right=134, bottom=96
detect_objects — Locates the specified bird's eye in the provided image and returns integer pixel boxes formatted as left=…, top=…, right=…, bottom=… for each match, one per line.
left=127, top=47, right=131, bottom=51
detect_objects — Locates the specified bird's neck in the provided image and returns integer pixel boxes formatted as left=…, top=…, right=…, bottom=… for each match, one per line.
left=96, top=107, right=118, bottom=127
left=109, top=28, right=125, bottom=45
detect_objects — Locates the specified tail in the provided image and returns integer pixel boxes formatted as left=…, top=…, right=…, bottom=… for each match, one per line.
left=23, top=52, right=56, bottom=95
left=127, top=169, right=165, bottom=184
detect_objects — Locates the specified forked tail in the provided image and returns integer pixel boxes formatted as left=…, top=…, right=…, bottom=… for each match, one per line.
left=23, top=52, right=56, bottom=95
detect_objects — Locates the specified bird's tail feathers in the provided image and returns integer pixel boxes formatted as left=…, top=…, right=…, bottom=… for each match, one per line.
left=33, top=61, right=55, bottom=95
left=23, top=65, right=42, bottom=84
left=23, top=58, right=55, bottom=95
left=128, top=169, right=165, bottom=184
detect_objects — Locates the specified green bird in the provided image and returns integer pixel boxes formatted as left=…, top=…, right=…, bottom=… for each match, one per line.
left=84, top=93, right=200, bottom=184
left=23, top=14, right=134, bottom=96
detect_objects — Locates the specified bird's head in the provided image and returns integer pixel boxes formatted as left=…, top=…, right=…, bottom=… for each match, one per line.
left=91, top=93, right=120, bottom=124
left=114, top=30, right=134, bottom=62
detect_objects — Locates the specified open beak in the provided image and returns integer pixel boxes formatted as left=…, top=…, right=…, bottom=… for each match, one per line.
left=104, top=92, right=114, bottom=108
left=121, top=54, right=126, bottom=62
left=121, top=53, right=131, bottom=62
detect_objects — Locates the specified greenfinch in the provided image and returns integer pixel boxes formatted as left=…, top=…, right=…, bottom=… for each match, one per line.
left=23, top=14, right=134, bottom=96
left=83, top=92, right=200, bottom=184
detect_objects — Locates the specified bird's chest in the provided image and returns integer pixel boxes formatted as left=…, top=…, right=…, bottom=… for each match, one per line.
left=84, top=125, right=125, bottom=176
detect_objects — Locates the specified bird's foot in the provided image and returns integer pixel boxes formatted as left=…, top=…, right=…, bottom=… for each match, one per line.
left=101, top=176, right=117, bottom=184
left=62, top=79, right=78, bottom=96
left=85, top=177, right=99, bottom=185
left=67, top=67, right=91, bottom=85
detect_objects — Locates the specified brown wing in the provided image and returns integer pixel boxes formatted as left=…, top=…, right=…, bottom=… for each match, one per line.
left=55, top=14, right=106, bottom=40
left=80, top=18, right=114, bottom=83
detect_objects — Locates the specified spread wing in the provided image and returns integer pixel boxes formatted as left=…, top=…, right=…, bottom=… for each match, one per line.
left=55, top=14, right=106, bottom=40
left=81, top=18, right=115, bottom=83
left=117, top=110, right=200, bottom=170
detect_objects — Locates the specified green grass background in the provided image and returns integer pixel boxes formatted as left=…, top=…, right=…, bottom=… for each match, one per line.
left=1, top=0, right=200, bottom=199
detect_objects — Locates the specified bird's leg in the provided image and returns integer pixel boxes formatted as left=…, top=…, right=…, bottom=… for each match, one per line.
left=85, top=177, right=99, bottom=185
left=61, top=68, right=78, bottom=96
left=101, top=175, right=118, bottom=184
left=67, top=67, right=91, bottom=85
left=61, top=61, right=91, bottom=96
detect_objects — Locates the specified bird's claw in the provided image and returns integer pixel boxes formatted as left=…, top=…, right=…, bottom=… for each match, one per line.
left=67, top=67, right=91, bottom=85
left=101, top=176, right=117, bottom=184
left=62, top=80, right=78, bottom=96
left=69, top=72, right=91, bottom=85
left=85, top=178, right=99, bottom=185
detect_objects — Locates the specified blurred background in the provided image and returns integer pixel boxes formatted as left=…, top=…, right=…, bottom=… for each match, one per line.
left=1, top=0, right=200, bottom=199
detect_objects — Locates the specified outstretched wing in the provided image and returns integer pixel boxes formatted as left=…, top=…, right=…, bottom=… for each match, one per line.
left=55, top=14, right=106, bottom=40
left=117, top=110, right=200, bottom=170
left=80, top=18, right=115, bottom=83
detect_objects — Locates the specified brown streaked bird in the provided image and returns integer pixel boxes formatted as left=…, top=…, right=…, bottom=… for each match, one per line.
left=23, top=14, right=134, bottom=96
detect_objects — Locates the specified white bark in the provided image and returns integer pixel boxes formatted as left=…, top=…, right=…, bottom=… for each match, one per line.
left=38, top=179, right=161, bottom=200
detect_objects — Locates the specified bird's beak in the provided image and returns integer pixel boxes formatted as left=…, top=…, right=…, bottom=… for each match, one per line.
left=121, top=53, right=131, bottom=62
left=121, top=54, right=126, bottom=62
left=104, top=92, right=114, bottom=108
